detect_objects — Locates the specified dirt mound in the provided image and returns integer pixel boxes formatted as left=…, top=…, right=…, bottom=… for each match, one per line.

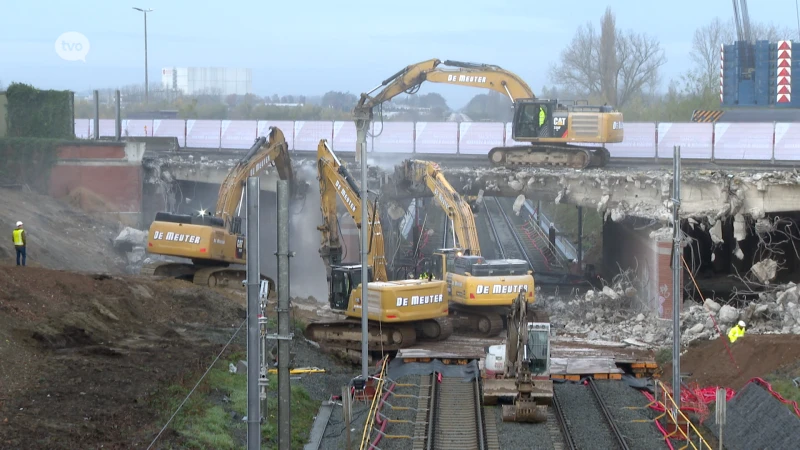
left=0, top=188, right=126, bottom=273
left=0, top=266, right=246, bottom=449
left=664, top=334, right=800, bottom=389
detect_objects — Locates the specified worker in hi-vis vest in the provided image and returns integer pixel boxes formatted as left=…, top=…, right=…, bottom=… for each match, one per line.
left=12, top=221, right=26, bottom=266
left=727, top=320, right=746, bottom=343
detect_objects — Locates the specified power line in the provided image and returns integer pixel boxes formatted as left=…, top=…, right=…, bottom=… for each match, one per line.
left=147, top=318, right=246, bottom=450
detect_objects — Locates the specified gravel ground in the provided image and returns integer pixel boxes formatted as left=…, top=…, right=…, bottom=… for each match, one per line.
left=554, top=381, right=618, bottom=450
left=592, top=380, right=664, bottom=450
left=494, top=404, right=555, bottom=450
left=317, top=401, right=370, bottom=450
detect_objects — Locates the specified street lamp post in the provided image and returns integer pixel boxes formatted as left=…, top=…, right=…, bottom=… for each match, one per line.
left=132, top=7, right=153, bottom=103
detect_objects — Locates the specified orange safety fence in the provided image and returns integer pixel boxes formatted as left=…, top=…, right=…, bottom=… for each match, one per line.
left=644, top=380, right=713, bottom=450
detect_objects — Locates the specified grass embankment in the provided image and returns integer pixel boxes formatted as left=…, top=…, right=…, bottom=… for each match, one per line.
left=766, top=367, right=800, bottom=417
left=150, top=350, right=319, bottom=449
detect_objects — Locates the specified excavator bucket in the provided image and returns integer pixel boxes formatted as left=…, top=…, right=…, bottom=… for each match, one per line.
left=501, top=401, right=547, bottom=423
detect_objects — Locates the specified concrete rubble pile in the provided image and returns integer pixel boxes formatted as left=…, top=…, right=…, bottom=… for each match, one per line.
left=113, top=226, right=165, bottom=274
left=545, top=278, right=800, bottom=349
left=681, top=285, right=800, bottom=340
left=544, top=280, right=673, bottom=347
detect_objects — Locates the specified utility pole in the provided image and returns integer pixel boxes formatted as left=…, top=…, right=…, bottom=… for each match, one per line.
left=92, top=90, right=100, bottom=140
left=577, top=206, right=584, bottom=267
left=671, top=145, right=682, bottom=420
left=359, top=137, right=369, bottom=379
left=132, top=7, right=153, bottom=103
left=276, top=180, right=292, bottom=450
left=114, top=90, right=121, bottom=141
left=245, top=176, right=261, bottom=449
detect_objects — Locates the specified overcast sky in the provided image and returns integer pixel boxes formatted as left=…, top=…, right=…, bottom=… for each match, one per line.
left=1, top=0, right=798, bottom=109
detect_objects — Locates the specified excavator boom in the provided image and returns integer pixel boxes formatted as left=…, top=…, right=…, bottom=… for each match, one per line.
left=397, top=159, right=481, bottom=255
left=217, top=126, right=294, bottom=231
left=317, top=139, right=387, bottom=282
left=355, top=59, right=622, bottom=169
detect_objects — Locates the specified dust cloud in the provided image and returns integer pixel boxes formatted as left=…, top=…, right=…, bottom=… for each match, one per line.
left=259, top=165, right=328, bottom=302
left=176, top=176, right=328, bottom=302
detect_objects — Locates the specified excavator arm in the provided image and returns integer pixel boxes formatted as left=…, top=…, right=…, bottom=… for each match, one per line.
left=317, top=139, right=388, bottom=282
left=396, top=159, right=482, bottom=255
left=215, top=126, right=294, bottom=232
left=355, top=58, right=622, bottom=169
left=354, top=59, right=534, bottom=149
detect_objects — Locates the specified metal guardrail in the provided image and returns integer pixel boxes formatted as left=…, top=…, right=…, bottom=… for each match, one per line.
left=359, top=357, right=391, bottom=450
left=653, top=380, right=713, bottom=450
left=522, top=199, right=577, bottom=262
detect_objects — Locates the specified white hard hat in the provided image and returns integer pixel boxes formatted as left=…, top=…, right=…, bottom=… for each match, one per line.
left=738, top=320, right=746, bottom=327
left=15, top=221, right=22, bottom=227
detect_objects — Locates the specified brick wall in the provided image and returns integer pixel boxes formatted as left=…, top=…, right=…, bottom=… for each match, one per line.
left=48, top=142, right=144, bottom=226
left=655, top=238, right=683, bottom=319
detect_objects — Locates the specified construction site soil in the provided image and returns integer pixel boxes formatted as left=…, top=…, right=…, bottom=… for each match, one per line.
left=0, top=188, right=127, bottom=273
left=664, top=334, right=800, bottom=389
left=0, top=266, right=248, bottom=449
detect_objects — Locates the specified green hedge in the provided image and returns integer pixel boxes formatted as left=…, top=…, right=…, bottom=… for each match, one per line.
left=5, top=83, right=74, bottom=139
left=0, top=138, right=64, bottom=191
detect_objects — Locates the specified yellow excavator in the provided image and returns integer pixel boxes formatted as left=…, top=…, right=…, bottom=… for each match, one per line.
left=304, top=139, right=452, bottom=362
left=354, top=58, right=623, bottom=169
left=484, top=289, right=553, bottom=423
left=394, top=159, right=535, bottom=336
left=143, top=126, right=296, bottom=294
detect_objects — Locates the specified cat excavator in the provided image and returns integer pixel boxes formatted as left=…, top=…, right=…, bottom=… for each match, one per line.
left=143, top=126, right=297, bottom=295
left=393, top=159, right=535, bottom=336
left=303, top=139, right=452, bottom=362
left=354, top=58, right=623, bottom=169
left=483, top=288, right=552, bottom=423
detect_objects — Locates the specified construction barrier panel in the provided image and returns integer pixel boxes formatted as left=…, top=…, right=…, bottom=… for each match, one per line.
left=76, top=119, right=800, bottom=162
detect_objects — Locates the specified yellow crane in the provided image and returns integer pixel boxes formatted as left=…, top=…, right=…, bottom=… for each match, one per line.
left=304, top=140, right=452, bottom=362
left=354, top=59, right=623, bottom=169
left=143, top=126, right=297, bottom=294
left=395, top=159, right=535, bottom=336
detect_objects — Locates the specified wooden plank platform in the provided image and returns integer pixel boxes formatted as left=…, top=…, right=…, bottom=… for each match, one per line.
left=395, top=348, right=484, bottom=362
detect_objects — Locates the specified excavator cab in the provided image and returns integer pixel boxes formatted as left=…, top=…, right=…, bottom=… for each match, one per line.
left=526, top=322, right=551, bottom=376
left=512, top=99, right=558, bottom=139
left=328, top=264, right=374, bottom=311
left=430, top=248, right=467, bottom=279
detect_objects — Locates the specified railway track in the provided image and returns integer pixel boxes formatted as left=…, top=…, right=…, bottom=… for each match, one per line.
left=482, top=197, right=530, bottom=263
left=413, top=374, right=499, bottom=450
left=552, top=380, right=630, bottom=450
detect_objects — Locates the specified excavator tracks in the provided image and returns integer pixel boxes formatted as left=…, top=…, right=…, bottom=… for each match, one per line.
left=141, top=261, right=275, bottom=296
left=449, top=306, right=505, bottom=337
left=304, top=316, right=453, bottom=363
left=488, top=144, right=610, bottom=169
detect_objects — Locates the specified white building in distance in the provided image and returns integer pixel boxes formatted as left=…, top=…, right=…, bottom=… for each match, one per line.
left=161, top=67, right=252, bottom=96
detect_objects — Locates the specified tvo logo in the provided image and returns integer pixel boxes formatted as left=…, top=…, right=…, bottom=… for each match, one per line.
left=55, top=32, right=90, bottom=62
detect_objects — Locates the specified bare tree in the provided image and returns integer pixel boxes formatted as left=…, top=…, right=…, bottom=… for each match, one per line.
left=685, top=18, right=796, bottom=97
left=688, top=18, right=731, bottom=96
left=549, top=8, right=666, bottom=108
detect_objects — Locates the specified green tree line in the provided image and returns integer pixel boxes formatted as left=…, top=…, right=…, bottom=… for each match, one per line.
left=74, top=12, right=790, bottom=124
